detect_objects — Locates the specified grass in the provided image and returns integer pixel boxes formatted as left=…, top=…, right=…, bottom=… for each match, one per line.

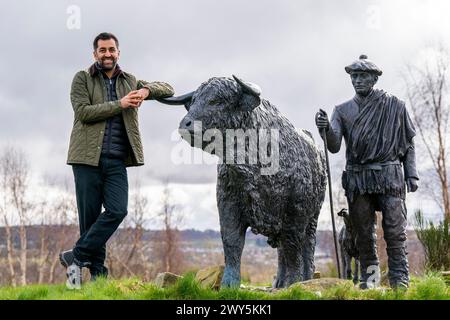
left=0, top=272, right=448, bottom=300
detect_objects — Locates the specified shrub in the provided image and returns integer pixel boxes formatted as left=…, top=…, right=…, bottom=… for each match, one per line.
left=414, top=210, right=450, bottom=271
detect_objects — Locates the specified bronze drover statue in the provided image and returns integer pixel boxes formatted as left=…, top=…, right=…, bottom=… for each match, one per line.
left=316, top=55, right=419, bottom=289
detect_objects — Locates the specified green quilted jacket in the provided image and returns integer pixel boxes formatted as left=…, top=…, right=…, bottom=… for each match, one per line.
left=67, top=64, right=174, bottom=167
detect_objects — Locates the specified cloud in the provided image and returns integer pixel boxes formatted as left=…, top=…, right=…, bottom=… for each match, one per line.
left=0, top=0, right=448, bottom=229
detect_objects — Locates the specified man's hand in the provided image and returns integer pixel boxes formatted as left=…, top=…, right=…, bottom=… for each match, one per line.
left=120, top=90, right=144, bottom=109
left=406, top=178, right=419, bottom=193
left=137, top=88, right=150, bottom=100
left=315, top=109, right=330, bottom=131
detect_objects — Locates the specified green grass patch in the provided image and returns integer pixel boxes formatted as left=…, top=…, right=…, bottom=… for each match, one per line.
left=0, top=274, right=448, bottom=300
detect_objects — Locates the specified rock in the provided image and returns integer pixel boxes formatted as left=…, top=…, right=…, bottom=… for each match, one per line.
left=313, top=271, right=321, bottom=279
left=195, top=265, right=225, bottom=290
left=240, top=284, right=272, bottom=292
left=154, top=272, right=182, bottom=288
left=290, top=278, right=349, bottom=291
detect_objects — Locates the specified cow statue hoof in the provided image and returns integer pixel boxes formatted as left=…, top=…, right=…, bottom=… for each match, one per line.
left=221, top=267, right=241, bottom=288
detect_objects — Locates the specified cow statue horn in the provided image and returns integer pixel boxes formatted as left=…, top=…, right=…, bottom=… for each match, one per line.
left=156, top=91, right=194, bottom=106
left=232, top=75, right=262, bottom=97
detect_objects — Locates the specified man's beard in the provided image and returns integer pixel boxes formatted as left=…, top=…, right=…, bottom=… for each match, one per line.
left=97, top=57, right=117, bottom=71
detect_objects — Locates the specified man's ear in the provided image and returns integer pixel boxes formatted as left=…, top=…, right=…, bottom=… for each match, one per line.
left=233, top=75, right=262, bottom=112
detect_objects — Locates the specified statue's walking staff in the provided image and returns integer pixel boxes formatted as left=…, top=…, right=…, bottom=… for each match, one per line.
left=320, top=109, right=342, bottom=279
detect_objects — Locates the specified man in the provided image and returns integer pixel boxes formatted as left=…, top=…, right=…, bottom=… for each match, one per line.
left=61, top=32, right=174, bottom=287
left=315, top=55, right=419, bottom=289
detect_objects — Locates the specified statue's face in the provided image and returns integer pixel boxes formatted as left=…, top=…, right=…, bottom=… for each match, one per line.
left=350, top=71, right=378, bottom=96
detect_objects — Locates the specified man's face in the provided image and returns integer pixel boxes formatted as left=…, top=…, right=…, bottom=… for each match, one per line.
left=350, top=71, right=377, bottom=96
left=93, top=39, right=120, bottom=71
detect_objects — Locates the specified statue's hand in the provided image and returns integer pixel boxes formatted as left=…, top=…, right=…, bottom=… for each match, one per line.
left=406, top=178, right=419, bottom=193
left=315, top=109, right=330, bottom=131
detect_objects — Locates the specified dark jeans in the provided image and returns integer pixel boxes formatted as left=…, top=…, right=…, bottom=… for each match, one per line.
left=72, top=156, right=128, bottom=277
left=348, top=194, right=409, bottom=286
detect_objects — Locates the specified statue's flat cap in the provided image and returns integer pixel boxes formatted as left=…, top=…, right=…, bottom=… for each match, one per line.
left=345, top=54, right=382, bottom=76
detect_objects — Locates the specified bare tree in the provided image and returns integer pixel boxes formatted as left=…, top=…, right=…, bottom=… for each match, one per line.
left=46, top=180, right=78, bottom=284
left=0, top=149, right=17, bottom=286
left=11, top=150, right=30, bottom=286
left=124, top=179, right=148, bottom=270
left=107, top=177, right=151, bottom=279
left=36, top=199, right=51, bottom=284
left=403, top=44, right=450, bottom=220
left=0, top=147, right=33, bottom=285
left=153, top=183, right=185, bottom=274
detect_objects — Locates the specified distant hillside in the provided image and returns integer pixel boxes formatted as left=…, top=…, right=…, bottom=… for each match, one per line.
left=0, top=225, right=335, bottom=249
left=0, top=225, right=423, bottom=262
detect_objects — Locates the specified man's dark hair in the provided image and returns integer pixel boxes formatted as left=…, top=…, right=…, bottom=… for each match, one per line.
left=93, top=32, right=119, bottom=50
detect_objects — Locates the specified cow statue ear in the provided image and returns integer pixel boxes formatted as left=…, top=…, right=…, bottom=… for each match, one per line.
left=233, top=75, right=261, bottom=112
left=239, top=93, right=261, bottom=112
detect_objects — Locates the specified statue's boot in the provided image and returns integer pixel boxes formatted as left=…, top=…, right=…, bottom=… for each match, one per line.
left=386, top=245, right=409, bottom=289
left=358, top=256, right=380, bottom=289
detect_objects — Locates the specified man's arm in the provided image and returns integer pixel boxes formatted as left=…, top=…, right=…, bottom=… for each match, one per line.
left=403, top=141, right=419, bottom=192
left=326, top=107, right=344, bottom=153
left=316, top=107, right=343, bottom=153
left=137, top=80, right=174, bottom=100
left=402, top=105, right=419, bottom=192
left=71, top=71, right=122, bottom=123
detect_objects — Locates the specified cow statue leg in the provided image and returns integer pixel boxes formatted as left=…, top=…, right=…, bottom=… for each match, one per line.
left=354, top=258, right=360, bottom=284
left=273, top=247, right=287, bottom=288
left=341, top=247, right=349, bottom=279
left=273, top=203, right=313, bottom=288
left=275, top=234, right=304, bottom=288
left=344, top=253, right=353, bottom=280
left=218, top=200, right=247, bottom=288
left=303, top=220, right=318, bottom=280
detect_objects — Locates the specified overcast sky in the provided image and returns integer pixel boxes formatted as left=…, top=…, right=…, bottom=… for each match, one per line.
left=0, top=0, right=449, bottom=229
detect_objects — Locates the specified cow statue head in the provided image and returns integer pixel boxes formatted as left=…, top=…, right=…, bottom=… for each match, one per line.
left=157, top=75, right=262, bottom=155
